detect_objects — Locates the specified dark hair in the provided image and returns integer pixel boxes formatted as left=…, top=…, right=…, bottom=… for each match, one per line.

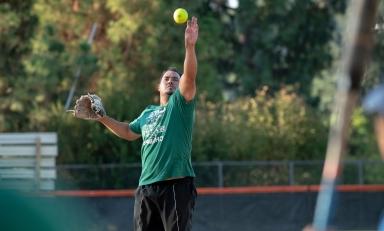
left=160, top=67, right=182, bottom=80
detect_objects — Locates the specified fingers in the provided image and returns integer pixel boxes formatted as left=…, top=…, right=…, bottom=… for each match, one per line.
left=187, top=16, right=198, bottom=28
left=73, top=95, right=91, bottom=117
left=66, top=110, right=75, bottom=116
left=192, top=16, right=197, bottom=26
left=69, top=94, right=104, bottom=120
left=76, top=95, right=91, bottom=107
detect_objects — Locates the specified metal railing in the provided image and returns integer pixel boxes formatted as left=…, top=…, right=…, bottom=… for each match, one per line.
left=55, top=160, right=384, bottom=190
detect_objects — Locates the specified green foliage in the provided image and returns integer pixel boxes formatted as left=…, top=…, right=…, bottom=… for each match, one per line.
left=232, top=0, right=346, bottom=97
left=0, top=1, right=37, bottom=131
left=193, top=86, right=328, bottom=161
left=0, top=0, right=380, bottom=168
left=0, top=1, right=37, bottom=76
left=367, top=1, right=384, bottom=87
left=348, top=108, right=380, bottom=159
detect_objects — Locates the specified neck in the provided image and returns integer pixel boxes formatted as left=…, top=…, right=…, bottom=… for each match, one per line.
left=160, top=94, right=170, bottom=106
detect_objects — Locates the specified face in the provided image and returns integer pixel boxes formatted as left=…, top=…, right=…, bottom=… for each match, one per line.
left=159, top=70, right=180, bottom=95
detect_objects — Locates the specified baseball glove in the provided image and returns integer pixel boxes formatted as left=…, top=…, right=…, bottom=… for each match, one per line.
left=69, top=93, right=106, bottom=120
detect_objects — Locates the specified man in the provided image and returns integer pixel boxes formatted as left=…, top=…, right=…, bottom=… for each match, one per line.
left=362, top=83, right=384, bottom=231
left=362, top=83, right=384, bottom=159
left=303, top=84, right=384, bottom=231
left=72, top=17, right=199, bottom=231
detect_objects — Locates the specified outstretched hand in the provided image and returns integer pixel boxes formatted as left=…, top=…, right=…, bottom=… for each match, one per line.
left=185, top=16, right=199, bottom=47
left=68, top=94, right=106, bottom=120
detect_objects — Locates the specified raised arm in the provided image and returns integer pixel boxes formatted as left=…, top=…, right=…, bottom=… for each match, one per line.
left=179, top=16, right=199, bottom=101
left=98, top=116, right=141, bottom=141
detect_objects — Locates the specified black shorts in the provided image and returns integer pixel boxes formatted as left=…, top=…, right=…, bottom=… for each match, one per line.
left=133, top=177, right=197, bottom=231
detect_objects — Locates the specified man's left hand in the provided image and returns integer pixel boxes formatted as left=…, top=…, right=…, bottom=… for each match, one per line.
left=185, top=16, right=199, bottom=47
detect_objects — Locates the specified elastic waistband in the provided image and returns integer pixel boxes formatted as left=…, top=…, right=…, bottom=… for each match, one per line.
left=145, top=176, right=194, bottom=187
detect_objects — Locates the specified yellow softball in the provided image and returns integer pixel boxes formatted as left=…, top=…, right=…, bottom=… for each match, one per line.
left=173, top=8, right=188, bottom=24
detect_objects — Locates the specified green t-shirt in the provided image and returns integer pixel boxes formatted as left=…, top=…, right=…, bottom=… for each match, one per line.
left=129, top=89, right=196, bottom=186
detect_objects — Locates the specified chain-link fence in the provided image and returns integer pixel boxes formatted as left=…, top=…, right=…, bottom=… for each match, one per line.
left=55, top=160, right=384, bottom=190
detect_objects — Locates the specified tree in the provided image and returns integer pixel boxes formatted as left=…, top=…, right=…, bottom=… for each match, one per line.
left=0, top=0, right=37, bottom=130
left=231, top=0, right=346, bottom=99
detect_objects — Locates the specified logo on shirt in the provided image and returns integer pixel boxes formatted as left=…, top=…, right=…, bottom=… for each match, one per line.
left=142, top=107, right=166, bottom=146
left=146, top=107, right=165, bottom=124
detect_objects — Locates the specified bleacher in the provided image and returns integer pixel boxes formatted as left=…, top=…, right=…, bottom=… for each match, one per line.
left=0, top=132, right=58, bottom=190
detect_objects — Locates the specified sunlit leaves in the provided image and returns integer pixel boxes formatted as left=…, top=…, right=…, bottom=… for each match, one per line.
left=193, top=85, right=328, bottom=161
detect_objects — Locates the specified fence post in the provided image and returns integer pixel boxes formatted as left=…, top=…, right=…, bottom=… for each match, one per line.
left=288, top=161, right=295, bottom=185
left=35, top=137, right=42, bottom=190
left=217, top=161, right=224, bottom=188
left=357, top=160, right=364, bottom=185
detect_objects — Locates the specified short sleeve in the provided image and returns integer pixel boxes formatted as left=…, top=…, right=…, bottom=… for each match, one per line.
left=129, top=111, right=145, bottom=134
left=172, top=89, right=196, bottom=108
left=129, top=118, right=141, bottom=134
